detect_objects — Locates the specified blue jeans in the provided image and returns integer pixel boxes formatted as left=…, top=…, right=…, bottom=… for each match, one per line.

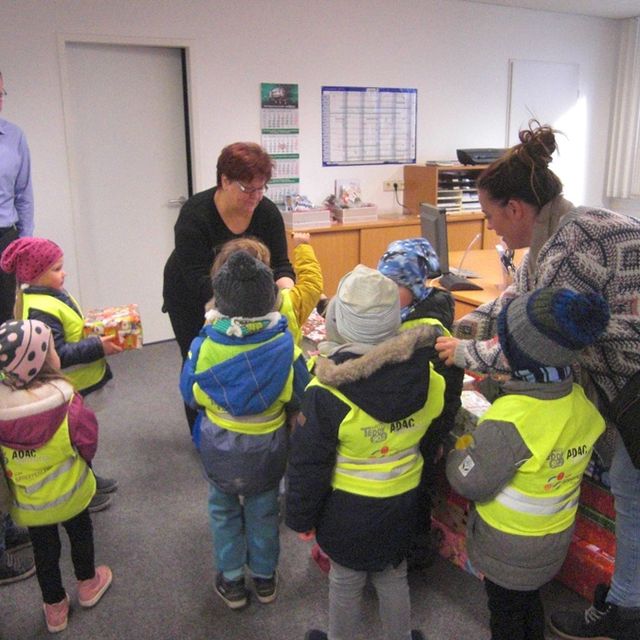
left=608, top=434, right=640, bottom=607
left=207, top=485, right=279, bottom=581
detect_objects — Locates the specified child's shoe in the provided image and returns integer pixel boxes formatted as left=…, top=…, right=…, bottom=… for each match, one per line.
left=5, top=525, right=32, bottom=552
left=43, top=594, right=69, bottom=633
left=88, top=493, right=112, bottom=513
left=304, top=631, right=328, bottom=640
left=215, top=572, right=248, bottom=609
left=77, top=565, right=112, bottom=607
left=253, top=572, right=278, bottom=604
left=0, top=551, right=35, bottom=584
left=94, top=475, right=118, bottom=494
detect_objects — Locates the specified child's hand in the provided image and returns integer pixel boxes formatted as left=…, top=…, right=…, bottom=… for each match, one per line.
left=435, top=336, right=460, bottom=366
left=100, top=335, right=123, bottom=355
left=292, top=232, right=310, bottom=247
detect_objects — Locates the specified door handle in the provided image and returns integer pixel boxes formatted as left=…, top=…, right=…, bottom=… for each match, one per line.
left=167, top=196, right=187, bottom=207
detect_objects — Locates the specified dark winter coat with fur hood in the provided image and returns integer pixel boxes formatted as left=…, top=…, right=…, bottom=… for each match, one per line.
left=286, top=325, right=444, bottom=572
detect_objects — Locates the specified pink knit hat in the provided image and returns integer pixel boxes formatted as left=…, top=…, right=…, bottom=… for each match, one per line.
left=0, top=237, right=63, bottom=283
left=0, top=320, right=52, bottom=387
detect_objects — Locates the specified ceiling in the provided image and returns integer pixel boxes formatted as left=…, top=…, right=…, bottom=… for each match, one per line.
left=461, top=0, right=640, bottom=19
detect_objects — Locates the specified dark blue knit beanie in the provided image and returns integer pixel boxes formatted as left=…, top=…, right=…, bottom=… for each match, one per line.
left=497, top=287, right=610, bottom=376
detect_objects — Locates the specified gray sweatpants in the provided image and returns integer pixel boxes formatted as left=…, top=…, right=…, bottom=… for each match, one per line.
left=328, top=558, right=412, bottom=640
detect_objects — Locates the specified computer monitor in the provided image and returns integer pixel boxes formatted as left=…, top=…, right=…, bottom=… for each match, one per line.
left=419, top=203, right=481, bottom=291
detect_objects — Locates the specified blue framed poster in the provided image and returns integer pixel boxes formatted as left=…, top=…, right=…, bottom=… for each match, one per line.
left=321, top=86, right=417, bottom=166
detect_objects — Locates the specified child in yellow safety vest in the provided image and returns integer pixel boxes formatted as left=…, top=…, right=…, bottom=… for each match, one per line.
left=0, top=237, right=121, bottom=511
left=377, top=237, right=464, bottom=571
left=0, top=319, right=112, bottom=634
left=286, top=265, right=445, bottom=640
left=445, top=287, right=610, bottom=640
left=207, top=232, right=323, bottom=347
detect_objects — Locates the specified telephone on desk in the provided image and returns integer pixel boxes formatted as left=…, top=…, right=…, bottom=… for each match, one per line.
left=438, top=232, right=483, bottom=291
left=438, top=272, right=483, bottom=291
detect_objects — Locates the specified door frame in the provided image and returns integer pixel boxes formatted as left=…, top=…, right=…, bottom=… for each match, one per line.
left=56, top=32, right=198, bottom=302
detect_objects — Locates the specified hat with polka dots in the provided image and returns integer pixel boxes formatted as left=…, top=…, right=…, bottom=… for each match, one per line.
left=0, top=320, right=51, bottom=387
left=0, top=237, right=63, bottom=284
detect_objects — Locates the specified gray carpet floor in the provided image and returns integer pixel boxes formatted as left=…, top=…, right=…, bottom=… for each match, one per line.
left=0, top=341, right=587, bottom=639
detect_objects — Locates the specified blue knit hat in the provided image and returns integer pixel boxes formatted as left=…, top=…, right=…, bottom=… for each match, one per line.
left=377, top=238, right=439, bottom=307
left=497, top=287, right=610, bottom=381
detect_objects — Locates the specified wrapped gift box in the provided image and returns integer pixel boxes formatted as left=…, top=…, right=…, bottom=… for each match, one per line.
left=431, top=515, right=483, bottom=580
left=556, top=535, right=615, bottom=601
left=580, top=476, right=616, bottom=521
left=575, top=508, right=616, bottom=556
left=84, top=304, right=143, bottom=350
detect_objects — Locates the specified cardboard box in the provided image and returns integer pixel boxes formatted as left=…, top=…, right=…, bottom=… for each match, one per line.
left=84, top=304, right=143, bottom=350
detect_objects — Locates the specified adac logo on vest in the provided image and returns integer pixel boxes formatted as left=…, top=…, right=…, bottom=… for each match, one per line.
left=12, top=449, right=36, bottom=459
left=390, top=418, right=415, bottom=433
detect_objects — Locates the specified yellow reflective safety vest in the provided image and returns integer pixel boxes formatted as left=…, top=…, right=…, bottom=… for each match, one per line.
left=2, top=413, right=96, bottom=527
left=476, top=385, right=605, bottom=536
left=192, top=334, right=293, bottom=435
left=401, top=316, right=451, bottom=337
left=309, top=366, right=445, bottom=498
left=22, top=292, right=107, bottom=392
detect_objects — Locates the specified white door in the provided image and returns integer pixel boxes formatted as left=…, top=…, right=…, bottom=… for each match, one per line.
left=65, top=42, right=189, bottom=343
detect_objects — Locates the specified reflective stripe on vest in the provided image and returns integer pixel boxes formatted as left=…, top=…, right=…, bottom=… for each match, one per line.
left=476, top=385, right=605, bottom=536
left=494, top=484, right=581, bottom=516
left=193, top=333, right=292, bottom=435
left=336, top=445, right=421, bottom=481
left=2, top=412, right=96, bottom=527
left=22, top=292, right=107, bottom=391
left=401, top=317, right=451, bottom=337
left=15, top=465, right=91, bottom=511
left=310, top=363, right=445, bottom=498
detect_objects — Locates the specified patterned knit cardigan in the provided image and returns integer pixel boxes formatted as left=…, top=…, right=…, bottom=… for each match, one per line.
left=453, top=198, right=640, bottom=406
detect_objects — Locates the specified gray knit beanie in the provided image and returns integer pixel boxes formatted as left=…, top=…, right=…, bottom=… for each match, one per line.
left=497, top=287, right=610, bottom=377
left=327, top=264, right=401, bottom=345
left=212, top=250, right=277, bottom=318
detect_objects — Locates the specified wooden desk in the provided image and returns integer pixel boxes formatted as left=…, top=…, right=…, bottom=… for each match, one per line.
left=446, top=249, right=520, bottom=320
left=287, top=212, right=492, bottom=295
left=287, top=214, right=421, bottom=295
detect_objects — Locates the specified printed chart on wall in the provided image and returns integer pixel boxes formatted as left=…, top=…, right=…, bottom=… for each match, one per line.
left=321, top=86, right=417, bottom=166
left=261, top=83, right=299, bottom=205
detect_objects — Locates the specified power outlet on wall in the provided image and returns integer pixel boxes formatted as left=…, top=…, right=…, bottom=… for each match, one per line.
left=383, top=180, right=404, bottom=191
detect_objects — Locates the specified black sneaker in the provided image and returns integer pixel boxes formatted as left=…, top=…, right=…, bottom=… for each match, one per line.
left=214, top=573, right=248, bottom=609
left=304, top=631, right=328, bottom=640
left=0, top=551, right=36, bottom=585
left=95, top=475, right=118, bottom=494
left=88, top=493, right=112, bottom=513
left=253, top=573, right=278, bottom=604
left=549, top=583, right=640, bottom=640
left=5, top=526, right=31, bottom=552
left=411, top=631, right=426, bottom=640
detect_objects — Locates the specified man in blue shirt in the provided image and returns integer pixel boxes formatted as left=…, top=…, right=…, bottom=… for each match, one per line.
left=0, top=70, right=35, bottom=586
left=0, top=70, right=34, bottom=324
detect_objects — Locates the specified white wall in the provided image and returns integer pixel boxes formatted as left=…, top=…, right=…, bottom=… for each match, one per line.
left=0, top=0, right=621, bottom=294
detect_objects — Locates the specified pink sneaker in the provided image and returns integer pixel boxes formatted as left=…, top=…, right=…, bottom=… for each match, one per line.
left=43, top=594, right=69, bottom=633
left=77, top=565, right=113, bottom=608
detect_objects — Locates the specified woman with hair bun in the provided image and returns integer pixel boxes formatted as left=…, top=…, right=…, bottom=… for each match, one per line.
left=435, top=121, right=640, bottom=640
